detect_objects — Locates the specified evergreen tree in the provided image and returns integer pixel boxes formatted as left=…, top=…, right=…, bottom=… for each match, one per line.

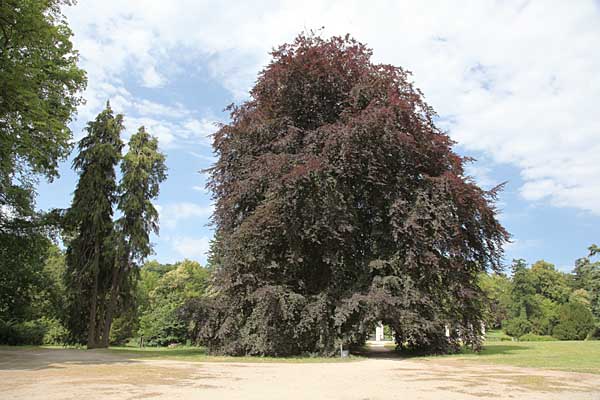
left=100, top=127, right=166, bottom=347
left=573, top=246, right=600, bottom=321
left=64, top=103, right=123, bottom=348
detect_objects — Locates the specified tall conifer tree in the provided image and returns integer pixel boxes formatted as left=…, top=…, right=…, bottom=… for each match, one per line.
left=100, top=126, right=166, bottom=347
left=65, top=103, right=123, bottom=348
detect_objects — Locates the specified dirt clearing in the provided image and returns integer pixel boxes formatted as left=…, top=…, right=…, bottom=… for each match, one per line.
left=1, top=347, right=599, bottom=399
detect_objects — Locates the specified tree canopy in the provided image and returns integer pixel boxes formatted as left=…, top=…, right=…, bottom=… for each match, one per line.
left=0, top=0, right=86, bottom=218
left=0, top=0, right=85, bottom=328
left=197, top=33, right=509, bottom=356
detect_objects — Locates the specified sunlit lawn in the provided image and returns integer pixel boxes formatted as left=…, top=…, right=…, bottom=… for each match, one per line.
left=417, top=339, right=600, bottom=374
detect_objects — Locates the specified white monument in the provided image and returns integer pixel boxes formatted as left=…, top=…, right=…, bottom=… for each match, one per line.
left=375, top=321, right=385, bottom=342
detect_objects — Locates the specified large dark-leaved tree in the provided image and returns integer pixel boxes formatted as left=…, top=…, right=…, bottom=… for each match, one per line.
left=199, top=34, right=509, bottom=356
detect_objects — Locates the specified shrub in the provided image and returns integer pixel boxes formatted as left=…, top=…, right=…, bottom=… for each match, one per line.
left=0, top=318, right=68, bottom=345
left=552, top=302, right=595, bottom=340
left=13, top=320, right=46, bottom=345
left=138, top=300, right=187, bottom=346
left=41, top=318, right=69, bottom=345
left=109, top=314, right=139, bottom=345
left=592, top=323, right=600, bottom=339
left=503, top=317, right=532, bottom=338
left=0, top=320, right=16, bottom=344
left=519, top=333, right=554, bottom=341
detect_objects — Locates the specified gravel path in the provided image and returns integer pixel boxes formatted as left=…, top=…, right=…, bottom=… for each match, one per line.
left=1, top=347, right=599, bottom=399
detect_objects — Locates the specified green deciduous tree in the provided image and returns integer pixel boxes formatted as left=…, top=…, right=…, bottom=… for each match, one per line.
left=0, top=225, right=51, bottom=322
left=64, top=103, right=123, bottom=348
left=552, top=302, right=595, bottom=340
left=0, top=0, right=85, bottom=329
left=139, top=260, right=210, bottom=346
left=198, top=33, right=509, bottom=356
left=505, top=259, right=570, bottom=336
left=479, top=272, right=512, bottom=329
left=530, top=260, right=570, bottom=304
left=572, top=247, right=600, bottom=321
left=0, top=0, right=85, bottom=217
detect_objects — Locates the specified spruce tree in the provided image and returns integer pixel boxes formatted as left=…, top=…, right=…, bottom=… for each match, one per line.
left=65, top=103, right=123, bottom=348
left=100, top=126, right=166, bottom=347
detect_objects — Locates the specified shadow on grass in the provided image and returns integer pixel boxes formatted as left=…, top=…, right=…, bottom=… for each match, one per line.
left=477, top=344, right=532, bottom=356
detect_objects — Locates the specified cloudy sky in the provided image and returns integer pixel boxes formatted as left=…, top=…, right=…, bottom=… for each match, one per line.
left=37, top=0, right=600, bottom=270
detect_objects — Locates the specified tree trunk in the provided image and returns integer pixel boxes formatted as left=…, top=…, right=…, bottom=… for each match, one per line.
left=100, top=248, right=129, bottom=348
left=87, top=242, right=100, bottom=349
left=100, top=261, right=125, bottom=348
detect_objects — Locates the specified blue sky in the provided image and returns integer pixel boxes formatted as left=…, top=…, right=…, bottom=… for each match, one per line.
left=36, top=1, right=600, bottom=271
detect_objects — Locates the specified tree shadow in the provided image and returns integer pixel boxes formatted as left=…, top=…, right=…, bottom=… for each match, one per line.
left=476, top=344, right=533, bottom=356
left=350, top=343, right=533, bottom=361
left=350, top=345, right=406, bottom=360
left=0, top=346, right=146, bottom=371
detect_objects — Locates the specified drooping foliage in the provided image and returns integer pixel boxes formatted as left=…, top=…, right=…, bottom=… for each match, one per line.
left=64, top=103, right=124, bottom=347
left=198, top=34, right=509, bottom=356
left=101, top=126, right=167, bottom=347
left=117, top=127, right=167, bottom=263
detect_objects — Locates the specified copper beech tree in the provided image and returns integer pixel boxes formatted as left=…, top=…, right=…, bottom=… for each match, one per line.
left=192, top=34, right=509, bottom=356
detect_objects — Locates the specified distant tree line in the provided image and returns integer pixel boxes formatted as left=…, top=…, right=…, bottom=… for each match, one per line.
left=480, top=247, right=600, bottom=341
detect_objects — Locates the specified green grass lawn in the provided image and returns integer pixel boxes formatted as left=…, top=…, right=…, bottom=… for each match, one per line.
left=418, top=340, right=600, bottom=374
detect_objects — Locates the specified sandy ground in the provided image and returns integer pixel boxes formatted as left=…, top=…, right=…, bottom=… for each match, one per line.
left=1, top=347, right=599, bottom=400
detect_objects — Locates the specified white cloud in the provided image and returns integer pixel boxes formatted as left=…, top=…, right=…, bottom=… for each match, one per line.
left=157, top=202, right=214, bottom=229
left=63, top=0, right=600, bottom=214
left=124, top=116, right=177, bottom=148
left=182, top=118, right=219, bottom=144
left=141, top=65, right=165, bottom=88
left=463, top=161, right=497, bottom=190
left=171, top=236, right=211, bottom=265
